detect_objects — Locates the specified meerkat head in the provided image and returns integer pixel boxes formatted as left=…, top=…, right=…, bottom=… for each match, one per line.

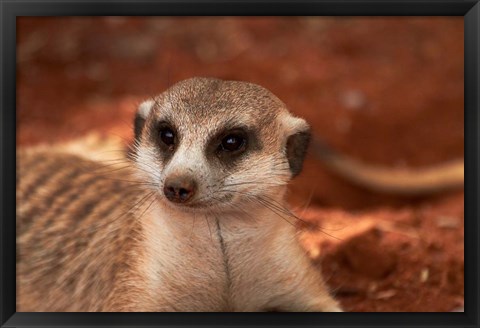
left=131, top=77, right=310, bottom=214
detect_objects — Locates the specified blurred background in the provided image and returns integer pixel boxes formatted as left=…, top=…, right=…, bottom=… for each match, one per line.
left=17, top=17, right=464, bottom=312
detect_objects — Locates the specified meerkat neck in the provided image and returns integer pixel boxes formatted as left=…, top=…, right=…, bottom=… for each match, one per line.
left=140, top=189, right=292, bottom=246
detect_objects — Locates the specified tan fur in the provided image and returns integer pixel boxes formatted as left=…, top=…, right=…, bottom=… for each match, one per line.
left=311, top=137, right=464, bottom=195
left=17, top=77, right=341, bottom=312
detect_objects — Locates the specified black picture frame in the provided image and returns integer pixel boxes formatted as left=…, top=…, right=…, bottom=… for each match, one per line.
left=1, top=1, right=478, bottom=327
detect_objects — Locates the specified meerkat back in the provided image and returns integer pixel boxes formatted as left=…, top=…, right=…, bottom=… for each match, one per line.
left=16, top=146, right=150, bottom=311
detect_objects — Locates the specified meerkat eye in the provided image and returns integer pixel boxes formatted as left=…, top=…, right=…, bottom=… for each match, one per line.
left=219, top=133, right=247, bottom=152
left=159, top=126, right=176, bottom=148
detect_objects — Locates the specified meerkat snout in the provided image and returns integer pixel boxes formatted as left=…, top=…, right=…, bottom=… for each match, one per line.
left=163, top=174, right=197, bottom=203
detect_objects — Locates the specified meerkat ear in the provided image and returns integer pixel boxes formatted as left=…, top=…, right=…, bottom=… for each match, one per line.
left=284, top=116, right=311, bottom=177
left=134, top=100, right=154, bottom=141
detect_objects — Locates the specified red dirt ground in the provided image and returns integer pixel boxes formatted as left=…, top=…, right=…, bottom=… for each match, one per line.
left=16, top=17, right=464, bottom=312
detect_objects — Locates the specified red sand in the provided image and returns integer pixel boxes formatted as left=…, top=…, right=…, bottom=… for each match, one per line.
left=17, top=17, right=464, bottom=311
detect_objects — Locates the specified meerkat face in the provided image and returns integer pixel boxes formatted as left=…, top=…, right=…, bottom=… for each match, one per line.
left=131, top=78, right=310, bottom=214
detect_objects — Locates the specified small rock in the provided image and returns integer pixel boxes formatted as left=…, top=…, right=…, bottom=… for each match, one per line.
left=373, top=289, right=397, bottom=300
left=420, top=268, right=429, bottom=283
left=339, top=227, right=397, bottom=279
left=436, top=216, right=460, bottom=229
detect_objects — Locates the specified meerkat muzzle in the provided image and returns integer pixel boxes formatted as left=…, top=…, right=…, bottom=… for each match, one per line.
left=163, top=174, right=197, bottom=203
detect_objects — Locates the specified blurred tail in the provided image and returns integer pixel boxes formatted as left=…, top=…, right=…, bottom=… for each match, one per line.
left=310, top=137, right=464, bottom=195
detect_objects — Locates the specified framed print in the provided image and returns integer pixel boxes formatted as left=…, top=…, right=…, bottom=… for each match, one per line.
left=1, top=1, right=478, bottom=327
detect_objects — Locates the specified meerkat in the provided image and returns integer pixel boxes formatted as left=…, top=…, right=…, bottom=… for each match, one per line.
left=17, top=77, right=342, bottom=312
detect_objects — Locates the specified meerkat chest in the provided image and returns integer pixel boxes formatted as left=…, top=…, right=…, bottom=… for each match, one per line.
left=141, top=206, right=297, bottom=311
left=218, top=219, right=299, bottom=310
left=142, top=209, right=231, bottom=311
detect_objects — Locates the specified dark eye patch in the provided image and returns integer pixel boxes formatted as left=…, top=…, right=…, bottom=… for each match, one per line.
left=151, top=120, right=179, bottom=161
left=207, top=126, right=262, bottom=168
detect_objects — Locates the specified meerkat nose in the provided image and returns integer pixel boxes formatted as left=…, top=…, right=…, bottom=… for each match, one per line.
left=163, top=175, right=197, bottom=203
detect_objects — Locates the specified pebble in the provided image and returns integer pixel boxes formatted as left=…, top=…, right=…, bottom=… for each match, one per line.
left=374, top=289, right=397, bottom=300
left=435, top=216, right=460, bottom=229
left=339, top=227, right=397, bottom=279
left=420, top=268, right=429, bottom=283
